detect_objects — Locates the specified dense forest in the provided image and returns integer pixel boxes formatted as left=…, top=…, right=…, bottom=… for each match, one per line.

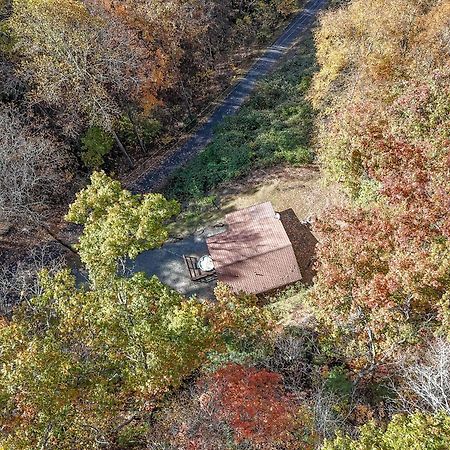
left=0, top=0, right=298, bottom=242
left=0, top=0, right=449, bottom=448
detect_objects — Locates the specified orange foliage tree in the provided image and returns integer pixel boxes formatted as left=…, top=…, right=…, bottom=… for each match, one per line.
left=311, top=75, right=450, bottom=371
left=152, top=363, right=314, bottom=450
left=206, top=364, right=298, bottom=446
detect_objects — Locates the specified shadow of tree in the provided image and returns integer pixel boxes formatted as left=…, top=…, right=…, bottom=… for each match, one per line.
left=280, top=208, right=318, bottom=285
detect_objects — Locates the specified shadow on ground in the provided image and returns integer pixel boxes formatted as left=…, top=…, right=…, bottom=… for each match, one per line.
left=130, top=208, right=317, bottom=300
left=280, top=208, right=318, bottom=285
left=129, top=226, right=225, bottom=300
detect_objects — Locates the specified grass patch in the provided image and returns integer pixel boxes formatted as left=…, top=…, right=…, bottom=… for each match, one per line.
left=166, top=33, right=317, bottom=202
left=166, top=195, right=223, bottom=237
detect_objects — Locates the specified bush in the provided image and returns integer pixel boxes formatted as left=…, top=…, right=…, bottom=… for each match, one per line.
left=325, top=367, right=353, bottom=398
left=118, top=114, right=162, bottom=149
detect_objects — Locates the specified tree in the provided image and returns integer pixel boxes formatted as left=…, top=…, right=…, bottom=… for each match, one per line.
left=0, top=273, right=273, bottom=448
left=0, top=105, right=70, bottom=226
left=312, top=199, right=450, bottom=372
left=205, top=364, right=298, bottom=446
left=5, top=0, right=155, bottom=136
left=149, top=363, right=307, bottom=450
left=322, top=412, right=450, bottom=450
left=309, top=1, right=450, bottom=371
left=80, top=126, right=114, bottom=169
left=65, top=171, right=180, bottom=285
left=310, top=0, right=449, bottom=195
left=310, top=0, right=446, bottom=108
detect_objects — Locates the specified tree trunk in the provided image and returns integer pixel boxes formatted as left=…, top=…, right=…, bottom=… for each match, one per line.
left=43, top=225, right=78, bottom=256
left=112, top=130, right=134, bottom=167
left=128, top=112, right=147, bottom=154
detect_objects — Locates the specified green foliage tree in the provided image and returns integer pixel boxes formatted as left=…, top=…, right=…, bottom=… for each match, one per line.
left=117, top=114, right=162, bottom=151
left=322, top=412, right=450, bottom=450
left=65, top=171, right=180, bottom=285
left=0, top=270, right=272, bottom=449
left=81, top=126, right=114, bottom=169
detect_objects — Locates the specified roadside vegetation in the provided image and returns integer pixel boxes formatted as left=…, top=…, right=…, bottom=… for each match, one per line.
left=167, top=33, right=316, bottom=201
left=0, top=0, right=449, bottom=449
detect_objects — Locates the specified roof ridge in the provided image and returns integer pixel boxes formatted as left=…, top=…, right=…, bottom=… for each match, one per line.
left=212, top=242, right=293, bottom=270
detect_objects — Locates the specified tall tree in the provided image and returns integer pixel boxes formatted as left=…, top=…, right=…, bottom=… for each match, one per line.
left=5, top=0, right=156, bottom=135
left=65, top=171, right=180, bottom=285
left=0, top=105, right=70, bottom=226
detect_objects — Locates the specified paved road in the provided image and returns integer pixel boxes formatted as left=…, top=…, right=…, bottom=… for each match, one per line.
left=132, top=0, right=327, bottom=193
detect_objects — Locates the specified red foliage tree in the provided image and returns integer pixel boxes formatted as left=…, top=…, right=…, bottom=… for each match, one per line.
left=149, top=361, right=318, bottom=449
left=312, top=71, right=450, bottom=371
left=204, top=363, right=298, bottom=446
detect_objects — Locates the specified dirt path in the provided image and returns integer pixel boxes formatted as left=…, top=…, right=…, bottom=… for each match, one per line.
left=131, top=0, right=328, bottom=193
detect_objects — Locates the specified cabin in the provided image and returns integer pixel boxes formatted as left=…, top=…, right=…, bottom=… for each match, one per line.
left=205, top=202, right=302, bottom=294
left=133, top=202, right=310, bottom=299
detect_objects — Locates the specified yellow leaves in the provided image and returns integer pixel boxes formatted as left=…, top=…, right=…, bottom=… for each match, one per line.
left=167, top=301, right=206, bottom=332
left=323, top=412, right=450, bottom=449
left=0, top=264, right=273, bottom=448
left=65, top=171, right=180, bottom=285
left=141, top=91, right=163, bottom=114
left=311, top=0, right=445, bottom=108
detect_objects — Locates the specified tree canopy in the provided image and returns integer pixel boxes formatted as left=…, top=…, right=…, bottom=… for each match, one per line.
left=65, top=171, right=180, bottom=285
left=323, top=412, right=450, bottom=450
left=309, top=0, right=450, bottom=370
left=0, top=270, right=271, bottom=448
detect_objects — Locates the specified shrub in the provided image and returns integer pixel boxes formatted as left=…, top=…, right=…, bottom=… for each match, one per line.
left=325, top=367, right=353, bottom=398
left=117, top=114, right=161, bottom=149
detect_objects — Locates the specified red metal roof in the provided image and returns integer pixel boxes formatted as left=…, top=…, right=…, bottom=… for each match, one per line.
left=207, top=202, right=302, bottom=294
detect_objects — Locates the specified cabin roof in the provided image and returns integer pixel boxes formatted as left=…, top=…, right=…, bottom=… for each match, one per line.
left=207, top=202, right=302, bottom=294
